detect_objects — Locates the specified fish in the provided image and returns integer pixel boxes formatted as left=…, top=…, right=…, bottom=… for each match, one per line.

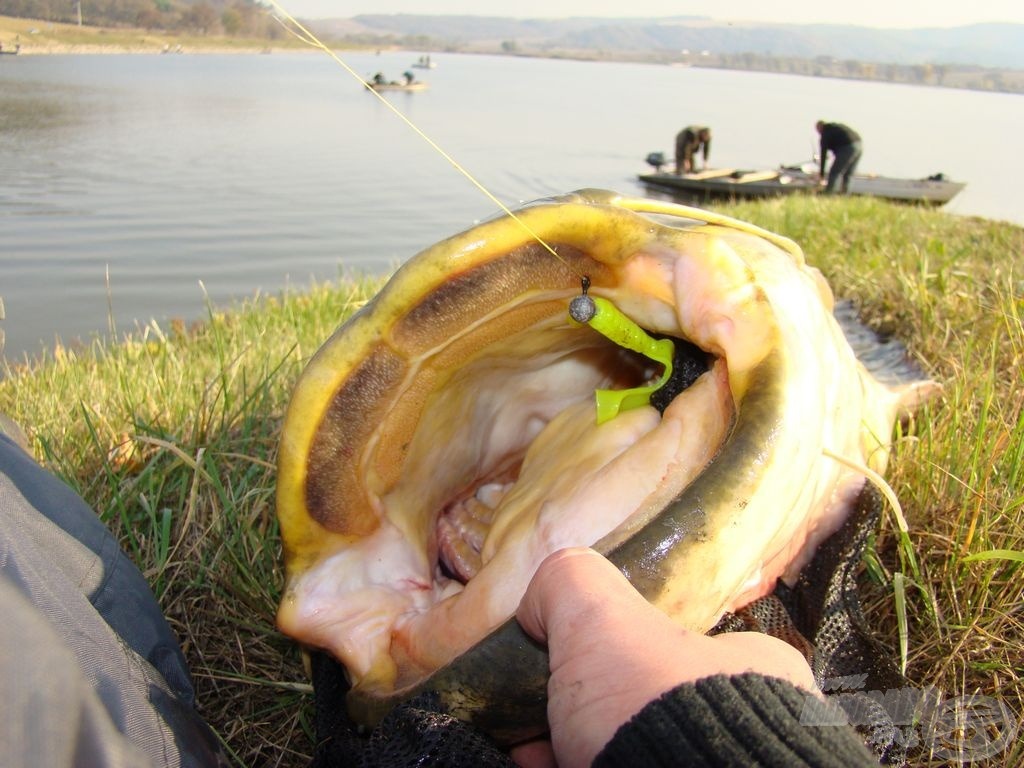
left=274, top=188, right=937, bottom=744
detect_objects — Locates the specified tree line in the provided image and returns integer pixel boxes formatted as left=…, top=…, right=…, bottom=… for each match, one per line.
left=683, top=51, right=1024, bottom=94
left=486, top=40, right=1024, bottom=95
left=0, top=0, right=283, bottom=37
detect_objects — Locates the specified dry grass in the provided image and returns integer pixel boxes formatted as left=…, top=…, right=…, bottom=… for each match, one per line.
left=1, top=196, right=1021, bottom=765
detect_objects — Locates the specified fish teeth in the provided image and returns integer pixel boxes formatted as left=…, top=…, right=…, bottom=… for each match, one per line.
left=475, top=482, right=509, bottom=511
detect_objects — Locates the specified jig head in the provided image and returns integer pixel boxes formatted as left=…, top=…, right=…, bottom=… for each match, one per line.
left=569, top=276, right=674, bottom=424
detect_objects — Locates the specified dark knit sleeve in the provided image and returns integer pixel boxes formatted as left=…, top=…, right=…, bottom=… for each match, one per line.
left=593, top=674, right=879, bottom=768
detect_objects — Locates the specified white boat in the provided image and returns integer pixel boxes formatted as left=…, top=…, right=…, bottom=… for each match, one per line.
left=367, top=81, right=430, bottom=93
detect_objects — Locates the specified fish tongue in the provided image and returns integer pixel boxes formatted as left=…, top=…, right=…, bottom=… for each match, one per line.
left=389, top=400, right=661, bottom=681
left=480, top=400, right=662, bottom=562
left=393, top=369, right=733, bottom=684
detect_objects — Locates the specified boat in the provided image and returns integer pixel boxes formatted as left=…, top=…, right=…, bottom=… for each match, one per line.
left=0, top=43, right=20, bottom=55
left=366, top=71, right=429, bottom=93
left=638, top=154, right=965, bottom=206
left=366, top=81, right=430, bottom=93
left=412, top=55, right=437, bottom=69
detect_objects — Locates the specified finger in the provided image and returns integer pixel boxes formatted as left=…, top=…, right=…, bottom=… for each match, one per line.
left=509, top=738, right=556, bottom=768
left=516, top=547, right=600, bottom=643
left=516, top=547, right=640, bottom=646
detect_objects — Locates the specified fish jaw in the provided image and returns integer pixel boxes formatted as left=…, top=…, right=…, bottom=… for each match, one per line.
left=274, top=189, right=928, bottom=742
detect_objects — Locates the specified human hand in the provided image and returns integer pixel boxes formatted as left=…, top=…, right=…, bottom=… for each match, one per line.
left=510, top=548, right=818, bottom=768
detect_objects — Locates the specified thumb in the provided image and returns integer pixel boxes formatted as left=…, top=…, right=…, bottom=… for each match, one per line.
left=516, top=547, right=645, bottom=651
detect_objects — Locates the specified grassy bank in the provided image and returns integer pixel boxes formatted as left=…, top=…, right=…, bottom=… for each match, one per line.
left=1, top=196, right=1021, bottom=766
left=0, top=13, right=312, bottom=54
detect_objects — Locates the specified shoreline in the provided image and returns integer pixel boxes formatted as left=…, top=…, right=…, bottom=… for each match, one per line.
left=4, top=15, right=1021, bottom=95
left=9, top=44, right=1023, bottom=96
left=7, top=44, right=297, bottom=55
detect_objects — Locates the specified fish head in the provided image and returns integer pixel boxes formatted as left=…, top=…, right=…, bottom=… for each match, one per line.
left=275, top=189, right=934, bottom=743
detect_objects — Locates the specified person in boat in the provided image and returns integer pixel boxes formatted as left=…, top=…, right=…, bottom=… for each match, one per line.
left=816, top=120, right=863, bottom=194
left=403, top=71, right=416, bottom=85
left=674, top=125, right=712, bottom=175
left=372, top=72, right=387, bottom=85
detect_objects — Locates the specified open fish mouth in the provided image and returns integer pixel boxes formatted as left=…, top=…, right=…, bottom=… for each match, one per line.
left=275, top=189, right=935, bottom=743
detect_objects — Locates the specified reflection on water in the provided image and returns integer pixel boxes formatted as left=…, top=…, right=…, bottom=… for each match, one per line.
left=1, top=52, right=1022, bottom=362
left=0, top=83, right=80, bottom=133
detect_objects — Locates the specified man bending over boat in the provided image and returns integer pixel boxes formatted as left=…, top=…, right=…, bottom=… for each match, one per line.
left=674, top=125, right=712, bottom=174
left=816, top=120, right=863, bottom=194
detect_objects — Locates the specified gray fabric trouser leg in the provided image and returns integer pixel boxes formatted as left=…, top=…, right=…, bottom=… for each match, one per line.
left=826, top=140, right=863, bottom=193
left=0, top=434, right=228, bottom=768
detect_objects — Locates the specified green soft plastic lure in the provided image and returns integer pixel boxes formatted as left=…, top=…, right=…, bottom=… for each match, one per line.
left=568, top=277, right=674, bottom=424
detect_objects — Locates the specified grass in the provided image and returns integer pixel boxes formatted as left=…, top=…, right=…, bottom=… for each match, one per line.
left=1, top=195, right=1022, bottom=766
left=1, top=280, right=381, bottom=765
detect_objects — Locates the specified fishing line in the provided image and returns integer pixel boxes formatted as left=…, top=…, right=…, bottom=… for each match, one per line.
left=264, top=0, right=578, bottom=276
left=821, top=447, right=921, bottom=582
left=265, top=3, right=675, bottom=419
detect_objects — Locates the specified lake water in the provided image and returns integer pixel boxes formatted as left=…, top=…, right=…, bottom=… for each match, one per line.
left=2, top=51, right=1022, bottom=362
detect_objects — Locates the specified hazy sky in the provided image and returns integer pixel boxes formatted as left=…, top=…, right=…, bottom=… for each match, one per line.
left=274, top=1, right=1024, bottom=28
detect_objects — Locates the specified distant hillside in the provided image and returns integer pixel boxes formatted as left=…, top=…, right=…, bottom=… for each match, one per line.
left=315, top=14, right=1024, bottom=71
